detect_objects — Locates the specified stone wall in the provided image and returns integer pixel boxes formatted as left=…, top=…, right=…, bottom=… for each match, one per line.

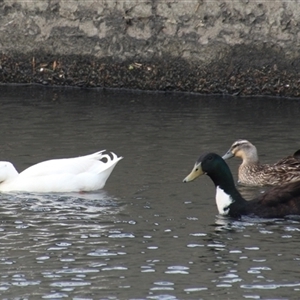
left=1, top=0, right=300, bottom=97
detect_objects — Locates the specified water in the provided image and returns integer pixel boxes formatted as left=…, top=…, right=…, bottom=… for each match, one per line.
left=0, top=85, right=300, bottom=299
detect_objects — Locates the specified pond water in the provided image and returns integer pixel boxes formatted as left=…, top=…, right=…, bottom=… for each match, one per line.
left=0, top=85, right=300, bottom=299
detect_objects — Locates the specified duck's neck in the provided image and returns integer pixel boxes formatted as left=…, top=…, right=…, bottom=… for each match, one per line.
left=241, top=148, right=260, bottom=165
left=208, top=165, right=247, bottom=216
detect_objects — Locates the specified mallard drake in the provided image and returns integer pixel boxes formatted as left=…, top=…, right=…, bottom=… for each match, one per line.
left=183, top=152, right=300, bottom=218
left=0, top=151, right=122, bottom=193
left=222, top=139, right=300, bottom=186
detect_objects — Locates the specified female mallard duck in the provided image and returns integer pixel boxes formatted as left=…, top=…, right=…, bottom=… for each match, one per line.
left=183, top=152, right=300, bottom=218
left=0, top=151, right=122, bottom=193
left=222, top=139, right=300, bottom=186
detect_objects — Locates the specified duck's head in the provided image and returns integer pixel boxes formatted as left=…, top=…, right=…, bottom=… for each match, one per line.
left=222, top=139, right=258, bottom=162
left=183, top=153, right=243, bottom=216
left=183, top=152, right=228, bottom=183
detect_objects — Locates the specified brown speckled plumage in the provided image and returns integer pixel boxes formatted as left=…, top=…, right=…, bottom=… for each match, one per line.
left=223, top=140, right=300, bottom=186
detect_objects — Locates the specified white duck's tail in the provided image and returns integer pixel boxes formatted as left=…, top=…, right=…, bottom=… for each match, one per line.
left=89, top=151, right=123, bottom=189
left=99, top=152, right=123, bottom=169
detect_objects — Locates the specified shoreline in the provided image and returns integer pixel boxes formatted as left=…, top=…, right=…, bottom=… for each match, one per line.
left=1, top=53, right=300, bottom=99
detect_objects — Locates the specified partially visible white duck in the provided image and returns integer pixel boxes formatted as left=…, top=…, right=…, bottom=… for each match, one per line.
left=0, top=151, right=122, bottom=193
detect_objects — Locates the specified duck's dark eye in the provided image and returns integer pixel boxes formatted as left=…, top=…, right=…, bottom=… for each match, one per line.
left=207, top=155, right=213, bottom=161
left=195, top=168, right=199, bottom=171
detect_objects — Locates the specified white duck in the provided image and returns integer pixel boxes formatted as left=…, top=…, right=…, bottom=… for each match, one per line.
left=0, top=151, right=122, bottom=193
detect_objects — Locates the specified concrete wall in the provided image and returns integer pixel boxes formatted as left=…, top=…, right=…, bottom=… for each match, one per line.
left=1, top=0, right=300, bottom=97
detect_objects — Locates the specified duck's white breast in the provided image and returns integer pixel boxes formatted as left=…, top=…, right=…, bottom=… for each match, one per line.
left=215, top=186, right=233, bottom=215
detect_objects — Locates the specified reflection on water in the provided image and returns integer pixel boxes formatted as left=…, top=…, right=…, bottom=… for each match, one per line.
left=0, top=85, right=300, bottom=299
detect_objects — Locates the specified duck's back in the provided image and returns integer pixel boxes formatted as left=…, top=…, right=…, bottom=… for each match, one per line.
left=18, top=152, right=107, bottom=178
left=244, top=181, right=300, bottom=218
left=239, top=162, right=300, bottom=186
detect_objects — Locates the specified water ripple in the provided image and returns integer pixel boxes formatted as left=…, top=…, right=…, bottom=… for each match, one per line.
left=241, top=282, right=300, bottom=289
left=165, top=266, right=189, bottom=275
left=50, top=281, right=91, bottom=287
left=108, top=232, right=135, bottom=238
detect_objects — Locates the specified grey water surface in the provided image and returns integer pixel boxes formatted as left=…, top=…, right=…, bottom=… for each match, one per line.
left=0, top=85, right=300, bottom=299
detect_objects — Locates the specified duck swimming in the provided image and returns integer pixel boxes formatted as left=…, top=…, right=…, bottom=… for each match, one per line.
left=222, top=139, right=300, bottom=186
left=183, top=152, right=300, bottom=218
left=0, top=151, right=122, bottom=193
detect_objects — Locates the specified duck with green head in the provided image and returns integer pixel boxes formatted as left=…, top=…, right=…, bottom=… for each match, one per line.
left=183, top=152, right=300, bottom=219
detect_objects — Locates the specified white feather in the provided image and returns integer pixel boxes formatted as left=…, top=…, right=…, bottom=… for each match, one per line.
left=0, top=151, right=122, bottom=193
left=216, top=186, right=233, bottom=215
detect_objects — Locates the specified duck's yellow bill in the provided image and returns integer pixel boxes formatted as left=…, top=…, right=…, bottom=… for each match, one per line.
left=183, top=163, right=204, bottom=182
